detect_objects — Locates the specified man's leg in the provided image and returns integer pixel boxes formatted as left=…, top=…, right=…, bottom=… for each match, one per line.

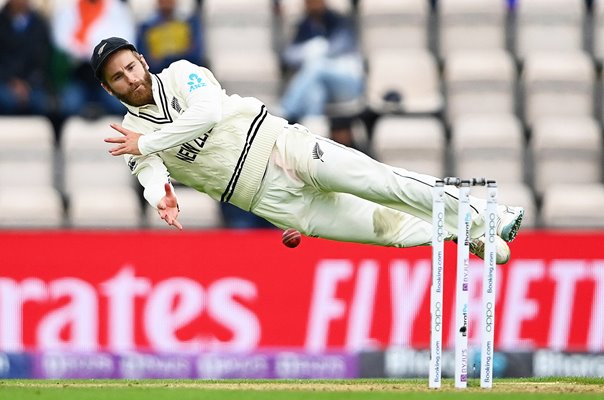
left=281, top=60, right=329, bottom=119
left=276, top=127, right=523, bottom=241
left=252, top=178, right=510, bottom=263
left=317, top=60, right=364, bottom=103
left=255, top=187, right=435, bottom=248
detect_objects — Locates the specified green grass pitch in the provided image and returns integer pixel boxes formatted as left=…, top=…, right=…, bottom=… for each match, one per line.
left=1, top=378, right=603, bottom=400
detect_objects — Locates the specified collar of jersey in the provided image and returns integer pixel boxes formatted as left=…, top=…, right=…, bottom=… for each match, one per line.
left=123, top=74, right=174, bottom=124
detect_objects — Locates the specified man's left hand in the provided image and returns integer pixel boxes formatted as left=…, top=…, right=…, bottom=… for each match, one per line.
left=105, top=124, right=143, bottom=156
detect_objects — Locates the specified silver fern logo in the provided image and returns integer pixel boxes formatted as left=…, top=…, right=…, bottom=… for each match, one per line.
left=171, top=97, right=182, bottom=113
left=312, top=142, right=324, bottom=162
left=97, top=42, right=107, bottom=55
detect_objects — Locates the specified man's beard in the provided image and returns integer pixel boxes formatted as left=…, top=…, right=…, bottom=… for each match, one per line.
left=112, top=70, right=154, bottom=107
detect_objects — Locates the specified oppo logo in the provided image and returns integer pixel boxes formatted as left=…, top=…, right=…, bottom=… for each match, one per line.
left=484, top=302, right=494, bottom=332
left=436, top=212, right=445, bottom=241
left=433, top=301, right=442, bottom=332
left=488, top=213, right=497, bottom=243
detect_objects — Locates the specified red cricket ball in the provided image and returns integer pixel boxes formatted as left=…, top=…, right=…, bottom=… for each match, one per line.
left=282, top=228, right=301, bottom=248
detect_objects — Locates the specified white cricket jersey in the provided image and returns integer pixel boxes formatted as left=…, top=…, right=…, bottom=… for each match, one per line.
left=120, top=60, right=287, bottom=210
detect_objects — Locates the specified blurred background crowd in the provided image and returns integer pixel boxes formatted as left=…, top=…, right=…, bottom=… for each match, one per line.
left=0, top=0, right=603, bottom=231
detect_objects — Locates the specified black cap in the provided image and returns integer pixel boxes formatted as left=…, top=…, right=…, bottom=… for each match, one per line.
left=90, top=37, right=137, bottom=80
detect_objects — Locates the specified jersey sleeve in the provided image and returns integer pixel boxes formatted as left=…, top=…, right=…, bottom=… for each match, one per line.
left=124, top=153, right=171, bottom=209
left=138, top=60, right=223, bottom=155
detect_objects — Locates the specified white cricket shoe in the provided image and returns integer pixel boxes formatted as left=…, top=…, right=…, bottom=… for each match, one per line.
left=497, top=206, right=525, bottom=242
left=469, top=235, right=511, bottom=265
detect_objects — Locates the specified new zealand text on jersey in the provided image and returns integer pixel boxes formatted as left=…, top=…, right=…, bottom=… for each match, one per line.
left=176, top=132, right=209, bottom=163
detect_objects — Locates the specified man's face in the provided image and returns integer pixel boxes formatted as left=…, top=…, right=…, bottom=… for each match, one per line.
left=101, top=49, right=154, bottom=107
left=158, top=0, right=176, bottom=15
left=305, top=0, right=326, bottom=18
left=8, top=0, right=30, bottom=14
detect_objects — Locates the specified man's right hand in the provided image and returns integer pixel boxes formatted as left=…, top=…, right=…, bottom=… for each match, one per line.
left=157, top=183, right=183, bottom=230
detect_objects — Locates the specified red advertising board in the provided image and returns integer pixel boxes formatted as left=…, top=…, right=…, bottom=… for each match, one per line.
left=0, top=230, right=602, bottom=353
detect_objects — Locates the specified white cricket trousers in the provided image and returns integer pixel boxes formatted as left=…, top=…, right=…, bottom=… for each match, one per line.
left=250, top=124, right=488, bottom=248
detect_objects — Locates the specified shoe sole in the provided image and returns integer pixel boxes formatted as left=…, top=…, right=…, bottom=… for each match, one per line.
left=501, top=208, right=524, bottom=242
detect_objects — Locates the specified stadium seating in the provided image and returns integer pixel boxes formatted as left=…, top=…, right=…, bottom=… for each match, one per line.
left=0, top=116, right=62, bottom=228
left=366, top=49, right=443, bottom=115
left=593, top=0, right=604, bottom=62
left=530, top=116, right=602, bottom=196
left=451, top=113, right=525, bottom=185
left=203, top=0, right=279, bottom=105
left=0, top=186, right=64, bottom=228
left=515, top=0, right=585, bottom=60
left=209, top=51, right=282, bottom=109
left=437, top=0, right=507, bottom=59
left=444, top=49, right=517, bottom=124
left=127, top=0, right=197, bottom=22
left=357, top=0, right=429, bottom=53
left=541, top=183, right=604, bottom=228
left=0, top=116, right=56, bottom=188
left=203, top=0, right=274, bottom=58
left=60, top=116, right=137, bottom=197
left=68, top=187, right=142, bottom=228
left=371, top=116, right=445, bottom=178
left=521, top=51, right=595, bottom=127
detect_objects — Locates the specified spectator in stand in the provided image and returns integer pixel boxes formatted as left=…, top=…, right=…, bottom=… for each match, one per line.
left=0, top=0, right=53, bottom=115
left=136, top=0, right=205, bottom=73
left=279, top=0, right=364, bottom=123
left=50, top=0, right=135, bottom=117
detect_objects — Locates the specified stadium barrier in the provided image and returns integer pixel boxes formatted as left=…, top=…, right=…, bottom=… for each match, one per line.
left=2, top=350, right=604, bottom=379
left=0, top=230, right=602, bottom=380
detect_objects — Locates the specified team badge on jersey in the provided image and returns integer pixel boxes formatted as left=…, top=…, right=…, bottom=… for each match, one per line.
left=171, top=97, right=182, bottom=113
left=312, top=142, right=324, bottom=162
left=187, top=73, right=206, bottom=92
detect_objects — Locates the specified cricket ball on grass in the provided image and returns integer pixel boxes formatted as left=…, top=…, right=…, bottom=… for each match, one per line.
left=282, top=228, right=301, bottom=248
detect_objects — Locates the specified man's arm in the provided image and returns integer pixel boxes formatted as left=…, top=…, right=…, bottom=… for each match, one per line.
left=157, top=183, right=183, bottom=230
left=106, top=61, right=223, bottom=156
left=127, top=153, right=182, bottom=229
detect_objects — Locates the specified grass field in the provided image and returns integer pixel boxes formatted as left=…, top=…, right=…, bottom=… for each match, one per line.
left=1, top=378, right=604, bottom=400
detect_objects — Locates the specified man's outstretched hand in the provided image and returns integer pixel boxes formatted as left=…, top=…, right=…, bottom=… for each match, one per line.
left=105, top=123, right=143, bottom=156
left=157, top=183, right=183, bottom=230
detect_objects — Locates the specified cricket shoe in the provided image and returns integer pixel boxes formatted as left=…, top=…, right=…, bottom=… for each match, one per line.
left=469, top=235, right=511, bottom=265
left=497, top=206, right=524, bottom=242
left=452, top=235, right=511, bottom=265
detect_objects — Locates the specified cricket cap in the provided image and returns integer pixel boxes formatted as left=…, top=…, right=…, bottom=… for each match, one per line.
left=90, top=37, right=137, bottom=80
